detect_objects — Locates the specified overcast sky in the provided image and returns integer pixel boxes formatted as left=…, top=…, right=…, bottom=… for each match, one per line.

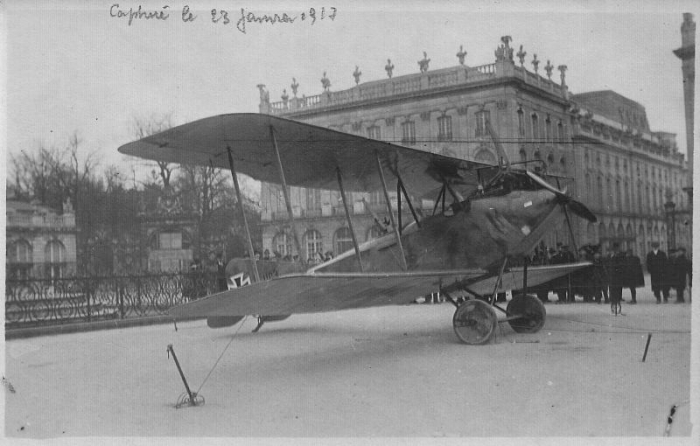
left=3, top=0, right=697, bottom=187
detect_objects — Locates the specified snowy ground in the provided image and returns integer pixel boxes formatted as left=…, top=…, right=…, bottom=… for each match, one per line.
left=3, top=285, right=696, bottom=443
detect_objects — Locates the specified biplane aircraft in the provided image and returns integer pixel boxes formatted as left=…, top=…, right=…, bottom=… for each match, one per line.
left=118, top=113, right=596, bottom=344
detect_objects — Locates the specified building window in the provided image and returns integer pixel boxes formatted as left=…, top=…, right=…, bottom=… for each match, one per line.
left=401, top=120, right=416, bottom=144
left=475, top=110, right=490, bottom=137
left=517, top=107, right=525, bottom=136
left=606, top=178, right=612, bottom=210
left=615, top=180, right=622, bottom=212
left=335, top=227, right=355, bottom=255
left=437, top=115, right=452, bottom=141
left=304, top=230, right=323, bottom=262
left=557, top=121, right=564, bottom=141
left=597, top=176, right=604, bottom=209
left=306, top=188, right=322, bottom=214
left=585, top=174, right=591, bottom=203
left=273, top=232, right=293, bottom=257
left=545, top=116, right=552, bottom=143
left=531, top=113, right=539, bottom=141
left=644, top=185, right=651, bottom=212
left=624, top=181, right=630, bottom=213
left=8, top=239, right=33, bottom=280
left=367, top=125, right=381, bottom=140
left=45, top=240, right=67, bottom=281
left=519, top=148, right=527, bottom=162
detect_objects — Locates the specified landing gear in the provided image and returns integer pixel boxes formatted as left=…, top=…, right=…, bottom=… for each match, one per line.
left=506, top=294, right=546, bottom=333
left=452, top=299, right=497, bottom=345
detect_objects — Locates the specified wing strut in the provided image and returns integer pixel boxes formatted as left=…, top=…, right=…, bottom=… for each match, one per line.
left=270, top=126, right=306, bottom=266
left=485, top=119, right=511, bottom=172
left=227, top=147, right=261, bottom=282
left=489, top=256, right=509, bottom=305
left=432, top=185, right=445, bottom=215
left=556, top=177, right=580, bottom=258
left=375, top=152, right=408, bottom=271
left=336, top=167, right=364, bottom=271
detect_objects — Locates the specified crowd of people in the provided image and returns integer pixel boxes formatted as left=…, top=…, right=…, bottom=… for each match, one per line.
left=529, top=241, right=691, bottom=305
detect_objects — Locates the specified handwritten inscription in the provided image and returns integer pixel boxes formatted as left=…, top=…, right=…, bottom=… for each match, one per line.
left=110, top=4, right=171, bottom=26
left=109, top=4, right=337, bottom=32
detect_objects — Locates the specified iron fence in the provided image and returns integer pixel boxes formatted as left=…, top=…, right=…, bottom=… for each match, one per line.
left=5, top=272, right=220, bottom=329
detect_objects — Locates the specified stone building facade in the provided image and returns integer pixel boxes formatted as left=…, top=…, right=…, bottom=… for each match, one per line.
left=6, top=196, right=78, bottom=280
left=256, top=36, right=689, bottom=262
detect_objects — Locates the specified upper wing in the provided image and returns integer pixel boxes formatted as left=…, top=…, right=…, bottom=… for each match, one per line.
left=169, top=263, right=591, bottom=318
left=118, top=113, right=486, bottom=198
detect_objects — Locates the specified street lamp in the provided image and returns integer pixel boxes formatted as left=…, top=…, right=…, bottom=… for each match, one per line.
left=664, top=200, right=676, bottom=250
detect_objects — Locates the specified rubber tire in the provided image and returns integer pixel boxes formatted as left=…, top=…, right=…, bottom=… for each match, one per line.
left=453, top=299, right=497, bottom=345
left=506, top=294, right=546, bottom=333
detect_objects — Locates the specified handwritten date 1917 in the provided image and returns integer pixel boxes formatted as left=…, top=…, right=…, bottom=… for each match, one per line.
left=212, top=7, right=337, bottom=34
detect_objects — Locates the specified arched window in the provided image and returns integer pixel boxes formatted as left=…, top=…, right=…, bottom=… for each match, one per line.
left=559, top=157, right=566, bottom=173
left=615, top=180, right=622, bottom=212
left=606, top=178, right=612, bottom=210
left=304, top=230, right=323, bottom=261
left=531, top=113, right=539, bottom=141
left=638, top=224, right=646, bottom=258
left=587, top=222, right=596, bottom=245
left=273, top=232, right=293, bottom=257
left=334, top=227, right=355, bottom=255
left=597, top=176, right=604, bottom=209
left=45, top=240, right=67, bottom=280
left=545, top=116, right=552, bottom=143
left=474, top=149, right=497, bottom=164
left=517, top=107, right=525, bottom=136
left=557, top=121, right=564, bottom=141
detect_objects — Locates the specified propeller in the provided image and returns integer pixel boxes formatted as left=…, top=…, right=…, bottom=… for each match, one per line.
left=526, top=171, right=597, bottom=222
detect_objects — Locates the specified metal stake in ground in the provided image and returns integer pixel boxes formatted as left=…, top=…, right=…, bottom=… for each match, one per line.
left=167, top=344, right=204, bottom=408
left=642, top=333, right=652, bottom=362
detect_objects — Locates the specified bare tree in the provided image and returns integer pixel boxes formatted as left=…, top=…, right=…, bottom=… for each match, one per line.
left=132, top=113, right=175, bottom=187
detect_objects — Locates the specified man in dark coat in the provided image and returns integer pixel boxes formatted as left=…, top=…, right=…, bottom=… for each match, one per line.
left=669, top=247, right=690, bottom=303
left=646, top=242, right=670, bottom=304
left=607, top=243, right=626, bottom=312
left=622, top=249, right=645, bottom=304
left=551, top=244, right=575, bottom=303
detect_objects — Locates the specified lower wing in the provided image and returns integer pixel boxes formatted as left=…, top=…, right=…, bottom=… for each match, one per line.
left=170, top=262, right=590, bottom=319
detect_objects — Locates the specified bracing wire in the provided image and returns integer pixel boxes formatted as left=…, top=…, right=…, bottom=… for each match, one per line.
left=196, top=315, right=249, bottom=395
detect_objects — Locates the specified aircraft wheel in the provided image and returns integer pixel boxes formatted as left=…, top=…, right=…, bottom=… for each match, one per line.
left=453, top=299, right=497, bottom=345
left=506, top=294, right=546, bottom=333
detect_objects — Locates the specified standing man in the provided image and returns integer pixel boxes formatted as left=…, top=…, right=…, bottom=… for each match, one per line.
left=670, top=247, right=690, bottom=303
left=608, top=243, right=626, bottom=313
left=646, top=241, right=670, bottom=304
left=216, top=252, right=228, bottom=292
left=622, top=249, right=644, bottom=304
